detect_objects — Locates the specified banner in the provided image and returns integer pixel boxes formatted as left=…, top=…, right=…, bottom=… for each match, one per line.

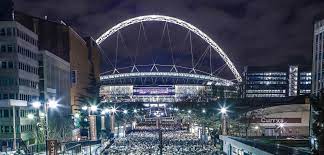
left=47, top=140, right=58, bottom=155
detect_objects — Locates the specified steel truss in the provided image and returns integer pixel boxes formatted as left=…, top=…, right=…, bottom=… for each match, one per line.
left=100, top=64, right=234, bottom=86
left=96, top=15, right=242, bottom=82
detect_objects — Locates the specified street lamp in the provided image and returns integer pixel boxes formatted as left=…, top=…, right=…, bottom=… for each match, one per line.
left=279, top=123, right=284, bottom=128
left=254, top=126, right=259, bottom=130
left=81, top=106, right=88, bottom=111
left=202, top=109, right=206, bottom=114
left=220, top=107, right=227, bottom=114
left=90, top=105, right=98, bottom=112
left=111, top=107, right=117, bottom=113
left=219, top=106, right=228, bottom=135
left=31, top=101, right=41, bottom=109
left=48, top=99, right=58, bottom=109
left=31, top=99, right=59, bottom=155
left=133, top=109, right=138, bottom=113
left=123, top=109, right=128, bottom=114
left=188, top=110, right=192, bottom=114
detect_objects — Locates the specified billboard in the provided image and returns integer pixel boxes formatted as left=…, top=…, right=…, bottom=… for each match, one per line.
left=133, top=85, right=175, bottom=96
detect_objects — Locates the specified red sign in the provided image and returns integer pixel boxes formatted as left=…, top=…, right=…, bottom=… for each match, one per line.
left=47, top=140, right=58, bottom=155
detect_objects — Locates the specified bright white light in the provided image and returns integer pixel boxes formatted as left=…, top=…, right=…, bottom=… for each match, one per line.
left=123, top=110, right=128, bottom=114
left=188, top=110, right=192, bottom=114
left=81, top=106, right=88, bottom=111
left=31, top=101, right=41, bottom=109
left=111, top=107, right=117, bottom=113
left=174, top=108, right=179, bottom=111
left=102, top=108, right=110, bottom=114
left=95, top=15, right=242, bottom=82
left=27, top=113, right=35, bottom=119
left=202, top=109, right=206, bottom=113
left=133, top=109, right=138, bottom=113
left=90, top=105, right=98, bottom=112
left=279, top=123, right=284, bottom=128
left=254, top=126, right=259, bottom=130
left=220, top=107, right=227, bottom=114
left=39, top=112, right=45, bottom=117
left=48, top=99, right=58, bottom=108
left=74, top=113, right=80, bottom=118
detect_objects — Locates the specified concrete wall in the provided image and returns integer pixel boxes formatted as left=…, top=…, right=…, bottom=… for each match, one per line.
left=220, top=136, right=272, bottom=155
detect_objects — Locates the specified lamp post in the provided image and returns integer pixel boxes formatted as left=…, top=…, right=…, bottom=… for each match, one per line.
left=220, top=107, right=227, bottom=136
left=31, top=99, right=58, bottom=155
left=81, top=105, right=98, bottom=141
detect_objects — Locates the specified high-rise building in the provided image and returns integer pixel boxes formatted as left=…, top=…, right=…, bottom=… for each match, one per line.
left=0, top=20, right=39, bottom=151
left=312, top=16, right=324, bottom=96
left=243, top=66, right=311, bottom=98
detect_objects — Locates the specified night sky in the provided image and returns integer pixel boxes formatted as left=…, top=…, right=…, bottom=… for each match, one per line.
left=13, top=0, right=324, bottom=76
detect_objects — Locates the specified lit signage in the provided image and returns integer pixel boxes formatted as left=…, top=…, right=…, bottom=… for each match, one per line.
left=252, top=117, right=301, bottom=123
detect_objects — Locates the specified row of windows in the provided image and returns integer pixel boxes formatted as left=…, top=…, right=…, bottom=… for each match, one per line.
left=0, top=93, right=38, bottom=101
left=0, top=109, right=35, bottom=118
left=20, top=124, right=33, bottom=132
left=247, top=72, right=286, bottom=76
left=0, top=44, right=15, bottom=53
left=1, top=61, right=38, bottom=74
left=247, top=76, right=287, bottom=81
left=300, top=81, right=311, bottom=85
left=0, top=125, right=33, bottom=133
left=18, top=62, right=38, bottom=74
left=246, top=89, right=286, bottom=94
left=0, top=27, right=37, bottom=46
left=246, top=81, right=287, bottom=85
left=0, top=126, right=12, bottom=133
left=0, top=77, right=39, bottom=89
left=300, top=89, right=311, bottom=94
left=0, top=44, right=38, bottom=60
left=300, top=72, right=311, bottom=76
left=0, top=61, right=14, bottom=69
left=0, top=77, right=16, bottom=86
left=246, top=94, right=286, bottom=98
left=19, top=78, right=38, bottom=89
left=17, top=45, right=38, bottom=60
left=299, top=76, right=312, bottom=80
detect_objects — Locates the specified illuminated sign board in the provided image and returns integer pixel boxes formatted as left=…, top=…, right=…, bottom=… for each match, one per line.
left=133, top=85, right=175, bottom=96
left=252, top=118, right=301, bottom=123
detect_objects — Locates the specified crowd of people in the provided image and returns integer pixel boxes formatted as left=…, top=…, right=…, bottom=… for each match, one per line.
left=106, top=127, right=220, bottom=155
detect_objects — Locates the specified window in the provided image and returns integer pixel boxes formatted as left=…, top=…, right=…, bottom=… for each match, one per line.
left=1, top=62, right=7, bottom=68
left=1, top=45, right=6, bottom=52
left=6, top=28, right=12, bottom=36
left=3, top=94, right=8, bottom=99
left=3, top=110, right=9, bottom=117
left=7, top=45, right=13, bottom=52
left=4, top=126, right=9, bottom=133
left=0, top=28, right=5, bottom=36
left=71, top=70, right=77, bottom=84
left=8, top=62, right=13, bottom=69
left=9, top=94, right=14, bottom=99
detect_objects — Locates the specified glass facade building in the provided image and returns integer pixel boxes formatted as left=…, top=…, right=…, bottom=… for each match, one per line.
left=243, top=66, right=311, bottom=98
left=312, top=17, right=324, bottom=96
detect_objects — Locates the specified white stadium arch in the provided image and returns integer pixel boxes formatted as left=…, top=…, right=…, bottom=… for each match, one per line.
left=96, top=15, right=242, bottom=82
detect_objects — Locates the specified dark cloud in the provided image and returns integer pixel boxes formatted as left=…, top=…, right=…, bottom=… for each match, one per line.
left=13, top=0, right=323, bottom=77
